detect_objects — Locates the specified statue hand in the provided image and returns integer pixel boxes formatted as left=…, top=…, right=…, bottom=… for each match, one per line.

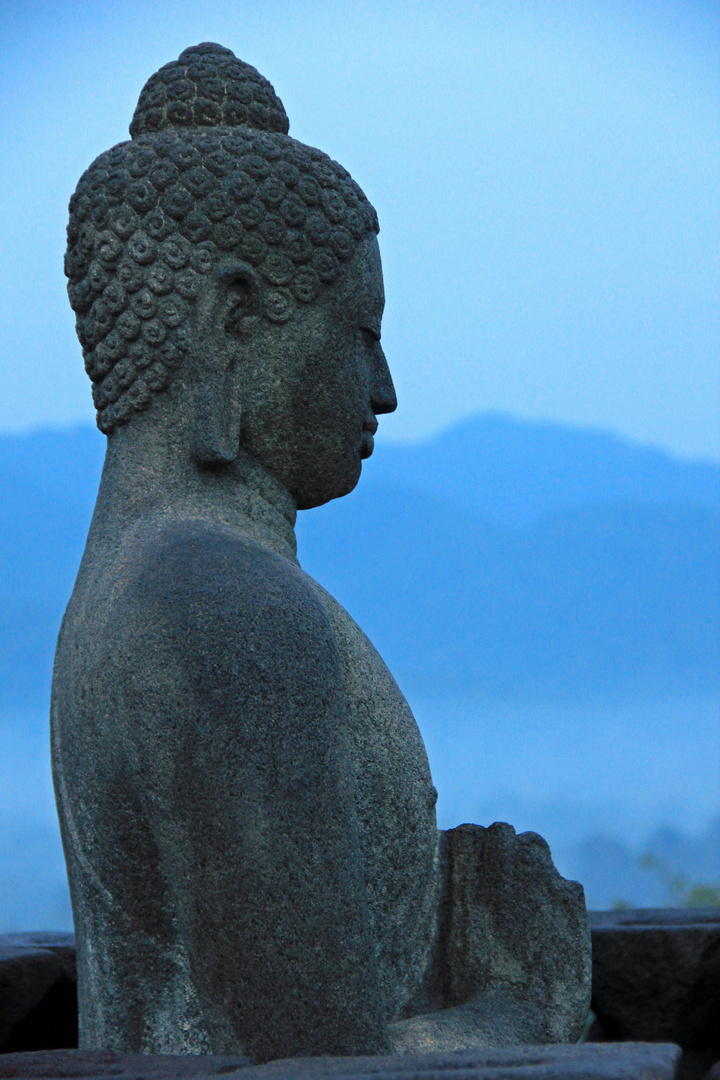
left=441, top=822, right=591, bottom=1044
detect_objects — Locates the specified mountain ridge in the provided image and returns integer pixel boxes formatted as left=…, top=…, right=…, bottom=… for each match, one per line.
left=0, top=414, right=717, bottom=707
left=365, top=412, right=720, bottom=528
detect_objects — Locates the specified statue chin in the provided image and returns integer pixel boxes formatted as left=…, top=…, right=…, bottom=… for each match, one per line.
left=52, top=39, right=592, bottom=1063
left=294, top=463, right=364, bottom=510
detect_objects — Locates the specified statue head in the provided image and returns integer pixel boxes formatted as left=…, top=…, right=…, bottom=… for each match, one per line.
left=65, top=43, right=396, bottom=507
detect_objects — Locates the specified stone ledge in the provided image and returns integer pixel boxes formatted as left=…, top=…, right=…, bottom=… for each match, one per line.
left=3, top=911, right=720, bottom=1070
left=588, top=908, right=720, bottom=1049
left=0, top=935, right=77, bottom=1052
left=0, top=1044, right=683, bottom=1080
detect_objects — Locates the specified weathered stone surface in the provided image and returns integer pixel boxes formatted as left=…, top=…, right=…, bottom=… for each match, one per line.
left=0, top=1049, right=249, bottom=1077
left=589, top=908, right=720, bottom=1050
left=6, top=911, right=718, bottom=1062
left=0, top=1044, right=683, bottom=1080
left=0, top=936, right=77, bottom=1052
left=51, top=41, right=591, bottom=1061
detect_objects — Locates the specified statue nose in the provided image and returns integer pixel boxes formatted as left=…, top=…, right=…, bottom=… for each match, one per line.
left=371, top=344, right=397, bottom=415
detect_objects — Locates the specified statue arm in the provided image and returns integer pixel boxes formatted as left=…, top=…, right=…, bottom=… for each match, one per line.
left=122, top=523, right=390, bottom=1062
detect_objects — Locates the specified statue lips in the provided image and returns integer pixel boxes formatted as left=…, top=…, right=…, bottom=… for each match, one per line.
left=361, top=417, right=378, bottom=459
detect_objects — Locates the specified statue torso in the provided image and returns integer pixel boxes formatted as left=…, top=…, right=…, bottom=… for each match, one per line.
left=52, top=512, right=443, bottom=1052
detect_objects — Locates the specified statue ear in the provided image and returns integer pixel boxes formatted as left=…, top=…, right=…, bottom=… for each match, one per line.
left=190, top=263, right=261, bottom=466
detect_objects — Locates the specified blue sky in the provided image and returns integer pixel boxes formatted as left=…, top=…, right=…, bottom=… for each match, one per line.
left=1, top=0, right=718, bottom=457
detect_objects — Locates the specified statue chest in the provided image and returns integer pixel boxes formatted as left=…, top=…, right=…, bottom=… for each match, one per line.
left=306, top=577, right=443, bottom=1019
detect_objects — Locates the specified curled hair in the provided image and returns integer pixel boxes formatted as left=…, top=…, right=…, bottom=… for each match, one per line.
left=65, top=42, right=379, bottom=435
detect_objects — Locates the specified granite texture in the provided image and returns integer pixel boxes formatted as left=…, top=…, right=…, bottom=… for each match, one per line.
left=52, top=41, right=591, bottom=1061
left=0, top=1045, right=683, bottom=1080
left=589, top=909, right=720, bottom=1050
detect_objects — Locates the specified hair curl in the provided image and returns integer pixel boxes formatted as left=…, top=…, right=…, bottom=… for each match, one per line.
left=65, top=43, right=379, bottom=435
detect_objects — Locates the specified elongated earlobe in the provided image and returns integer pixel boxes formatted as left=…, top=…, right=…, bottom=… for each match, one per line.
left=190, top=263, right=260, bottom=466
left=191, top=360, right=243, bottom=465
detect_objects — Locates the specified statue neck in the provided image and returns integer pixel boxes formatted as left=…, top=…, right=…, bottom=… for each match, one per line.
left=89, top=413, right=299, bottom=564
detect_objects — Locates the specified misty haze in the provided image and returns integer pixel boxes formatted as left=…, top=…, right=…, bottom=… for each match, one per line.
left=1, top=414, right=718, bottom=928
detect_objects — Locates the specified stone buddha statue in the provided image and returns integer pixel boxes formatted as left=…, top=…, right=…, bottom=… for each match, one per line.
left=52, top=43, right=591, bottom=1064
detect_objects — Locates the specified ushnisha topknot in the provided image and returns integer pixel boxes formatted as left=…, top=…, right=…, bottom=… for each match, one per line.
left=129, top=42, right=289, bottom=139
left=65, top=43, right=379, bottom=435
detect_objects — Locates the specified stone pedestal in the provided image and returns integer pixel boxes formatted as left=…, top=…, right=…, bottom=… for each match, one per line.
left=0, top=1044, right=683, bottom=1080
left=4, top=912, right=720, bottom=1079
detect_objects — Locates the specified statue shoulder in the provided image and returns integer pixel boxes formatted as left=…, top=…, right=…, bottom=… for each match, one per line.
left=131, top=514, right=301, bottom=595
left=112, top=515, right=338, bottom=683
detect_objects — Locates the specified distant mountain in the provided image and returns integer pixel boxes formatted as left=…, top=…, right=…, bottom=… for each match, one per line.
left=366, top=413, right=720, bottom=528
left=297, top=484, right=719, bottom=699
left=557, top=816, right=720, bottom=909
left=0, top=416, right=718, bottom=708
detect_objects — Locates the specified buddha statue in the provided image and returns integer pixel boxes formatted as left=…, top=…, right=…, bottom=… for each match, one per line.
left=52, top=43, right=591, bottom=1064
